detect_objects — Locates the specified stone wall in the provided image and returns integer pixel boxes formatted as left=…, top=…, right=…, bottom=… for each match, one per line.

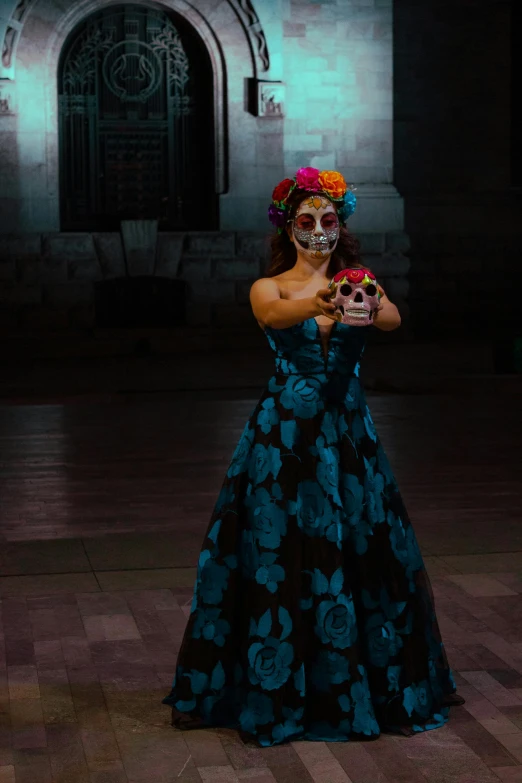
left=0, top=230, right=411, bottom=334
left=393, top=0, right=521, bottom=338
left=281, top=0, right=394, bottom=185
left=0, top=0, right=405, bottom=235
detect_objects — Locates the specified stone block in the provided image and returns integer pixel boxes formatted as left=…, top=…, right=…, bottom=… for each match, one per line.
left=0, top=131, right=18, bottom=196
left=0, top=235, right=41, bottom=261
left=385, top=277, right=410, bottom=299
left=418, top=277, right=457, bottom=296
left=214, top=303, right=257, bottom=328
left=18, top=132, right=46, bottom=168
left=18, top=258, right=67, bottom=284
left=436, top=256, right=476, bottom=275
left=237, top=280, right=258, bottom=305
left=393, top=295, right=410, bottom=320
left=92, top=233, right=126, bottom=279
left=359, top=254, right=387, bottom=275
left=348, top=192, right=403, bottom=233
left=220, top=198, right=266, bottom=232
left=256, top=165, right=288, bottom=197
left=284, top=100, right=310, bottom=120
left=179, top=257, right=212, bottom=282
left=155, top=233, right=185, bottom=278
left=185, top=232, right=235, bottom=257
left=19, top=307, right=69, bottom=331
left=229, top=131, right=258, bottom=165
left=356, top=233, right=386, bottom=254
left=68, top=305, right=96, bottom=329
left=382, top=251, right=410, bottom=275
left=257, top=133, right=284, bottom=162
left=385, top=231, right=410, bottom=253
left=284, top=134, right=323, bottom=152
left=214, top=258, right=260, bottom=280
left=354, top=137, right=392, bottom=165
left=28, top=197, right=58, bottom=233
left=120, top=219, right=158, bottom=277
left=1, top=283, right=41, bottom=307
left=45, top=233, right=97, bottom=264
left=187, top=281, right=236, bottom=304
left=68, top=258, right=103, bottom=282
left=283, top=22, right=306, bottom=37
left=186, top=302, right=212, bottom=327
left=0, top=260, right=15, bottom=280
left=236, top=233, right=271, bottom=263
left=0, top=309, right=18, bottom=331
left=44, top=282, right=95, bottom=307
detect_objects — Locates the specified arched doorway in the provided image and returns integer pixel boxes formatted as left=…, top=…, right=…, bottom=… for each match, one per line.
left=58, top=4, right=217, bottom=231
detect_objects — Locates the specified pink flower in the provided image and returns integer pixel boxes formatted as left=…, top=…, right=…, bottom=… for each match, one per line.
left=295, top=167, right=320, bottom=191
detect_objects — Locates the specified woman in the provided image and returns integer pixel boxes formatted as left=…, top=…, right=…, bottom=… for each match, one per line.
left=163, top=166, right=464, bottom=747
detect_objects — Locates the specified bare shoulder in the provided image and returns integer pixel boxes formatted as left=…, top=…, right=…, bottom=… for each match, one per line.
left=249, top=277, right=282, bottom=330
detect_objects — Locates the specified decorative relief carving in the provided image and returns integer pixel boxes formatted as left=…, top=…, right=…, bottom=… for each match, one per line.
left=257, top=80, right=284, bottom=117
left=1, top=0, right=36, bottom=77
left=102, top=41, right=164, bottom=103
left=62, top=27, right=114, bottom=93
left=12, top=0, right=32, bottom=23
left=2, top=26, right=17, bottom=69
left=150, top=27, right=190, bottom=91
left=234, top=0, right=269, bottom=71
left=0, top=85, right=14, bottom=114
left=1, top=0, right=270, bottom=81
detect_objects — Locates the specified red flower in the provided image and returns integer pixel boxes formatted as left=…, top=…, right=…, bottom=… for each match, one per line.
left=272, top=178, right=295, bottom=204
left=334, top=268, right=364, bottom=284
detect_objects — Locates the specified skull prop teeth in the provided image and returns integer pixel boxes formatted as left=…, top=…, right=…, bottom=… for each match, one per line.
left=327, top=267, right=381, bottom=327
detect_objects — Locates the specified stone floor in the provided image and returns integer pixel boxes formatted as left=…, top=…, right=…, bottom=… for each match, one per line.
left=1, top=342, right=522, bottom=782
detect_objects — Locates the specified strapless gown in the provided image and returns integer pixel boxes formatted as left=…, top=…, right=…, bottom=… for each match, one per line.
left=162, top=318, right=464, bottom=747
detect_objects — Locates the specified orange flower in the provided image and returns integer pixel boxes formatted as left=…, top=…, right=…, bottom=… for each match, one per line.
left=318, top=170, right=347, bottom=199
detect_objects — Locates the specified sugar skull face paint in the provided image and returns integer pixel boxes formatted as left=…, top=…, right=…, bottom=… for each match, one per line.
left=289, top=195, right=340, bottom=261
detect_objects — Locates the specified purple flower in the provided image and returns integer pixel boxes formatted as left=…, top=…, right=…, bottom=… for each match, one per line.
left=268, top=204, right=287, bottom=228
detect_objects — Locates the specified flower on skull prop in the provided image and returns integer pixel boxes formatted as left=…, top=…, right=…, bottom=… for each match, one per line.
left=327, top=267, right=382, bottom=327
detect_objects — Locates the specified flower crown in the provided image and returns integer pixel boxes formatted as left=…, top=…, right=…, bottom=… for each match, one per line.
left=268, top=166, right=357, bottom=234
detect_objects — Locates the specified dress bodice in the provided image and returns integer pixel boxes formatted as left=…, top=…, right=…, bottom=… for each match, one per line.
left=264, top=318, right=370, bottom=380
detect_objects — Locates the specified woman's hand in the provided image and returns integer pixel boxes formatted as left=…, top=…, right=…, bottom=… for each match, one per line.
left=373, top=284, right=386, bottom=317
left=313, top=287, right=338, bottom=321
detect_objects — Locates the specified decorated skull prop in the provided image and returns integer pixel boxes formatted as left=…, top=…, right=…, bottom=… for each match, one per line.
left=327, top=267, right=381, bottom=327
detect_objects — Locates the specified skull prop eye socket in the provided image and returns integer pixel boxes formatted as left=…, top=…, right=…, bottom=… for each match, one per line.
left=365, top=284, right=377, bottom=296
left=340, top=284, right=352, bottom=296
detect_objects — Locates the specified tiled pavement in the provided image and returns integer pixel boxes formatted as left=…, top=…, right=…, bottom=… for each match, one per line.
left=2, top=568, right=522, bottom=782
left=1, top=348, right=522, bottom=782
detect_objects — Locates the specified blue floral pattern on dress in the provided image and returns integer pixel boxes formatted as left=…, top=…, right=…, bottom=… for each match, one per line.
left=163, top=318, right=463, bottom=745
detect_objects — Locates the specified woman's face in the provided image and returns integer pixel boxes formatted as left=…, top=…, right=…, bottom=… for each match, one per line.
left=287, top=194, right=340, bottom=262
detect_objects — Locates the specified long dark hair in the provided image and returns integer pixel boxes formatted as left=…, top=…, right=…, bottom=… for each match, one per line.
left=264, top=188, right=365, bottom=278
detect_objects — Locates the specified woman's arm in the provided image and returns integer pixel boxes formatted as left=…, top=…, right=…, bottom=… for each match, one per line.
left=250, top=278, right=320, bottom=329
left=372, top=286, right=401, bottom=331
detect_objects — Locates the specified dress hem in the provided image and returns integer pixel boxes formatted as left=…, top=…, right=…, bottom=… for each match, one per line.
left=162, top=690, right=465, bottom=746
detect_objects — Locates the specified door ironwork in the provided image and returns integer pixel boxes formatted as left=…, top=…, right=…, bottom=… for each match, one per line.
left=58, top=5, right=216, bottom=231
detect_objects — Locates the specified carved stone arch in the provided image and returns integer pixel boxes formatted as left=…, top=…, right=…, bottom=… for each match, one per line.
left=226, top=0, right=269, bottom=74
left=57, top=5, right=220, bottom=230
left=46, top=0, right=242, bottom=196
left=0, top=0, right=37, bottom=78
left=11, top=0, right=271, bottom=230
left=1, top=0, right=269, bottom=79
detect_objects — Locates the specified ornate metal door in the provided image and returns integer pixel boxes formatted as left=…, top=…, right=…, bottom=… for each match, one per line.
left=58, top=6, right=216, bottom=231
